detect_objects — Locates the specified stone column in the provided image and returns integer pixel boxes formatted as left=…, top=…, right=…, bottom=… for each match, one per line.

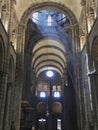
left=3, top=82, right=12, bottom=130
left=13, top=23, right=25, bottom=130
left=0, top=69, right=8, bottom=130
left=71, top=24, right=80, bottom=89
left=71, top=24, right=84, bottom=130
left=87, top=44, right=98, bottom=130
left=90, top=73, right=98, bottom=130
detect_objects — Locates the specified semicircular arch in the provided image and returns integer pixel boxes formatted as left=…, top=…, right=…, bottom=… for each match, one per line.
left=20, top=2, right=77, bottom=26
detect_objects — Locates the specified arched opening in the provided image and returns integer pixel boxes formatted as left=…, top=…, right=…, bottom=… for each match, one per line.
left=52, top=102, right=62, bottom=130
left=52, top=102, right=62, bottom=113
left=19, top=2, right=79, bottom=130
left=37, top=102, right=47, bottom=113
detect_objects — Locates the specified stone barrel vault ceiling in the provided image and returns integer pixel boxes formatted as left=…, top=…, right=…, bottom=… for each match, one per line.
left=32, top=39, right=66, bottom=77
left=15, top=0, right=82, bottom=21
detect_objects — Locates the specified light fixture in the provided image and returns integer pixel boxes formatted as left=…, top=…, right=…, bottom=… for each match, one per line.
left=39, top=118, right=46, bottom=122
left=46, top=70, right=54, bottom=77
left=57, top=119, right=61, bottom=130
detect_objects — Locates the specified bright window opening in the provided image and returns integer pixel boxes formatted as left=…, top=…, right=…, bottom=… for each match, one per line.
left=47, top=15, right=52, bottom=26
left=46, top=70, right=54, bottom=77
left=32, top=12, right=38, bottom=23
left=54, top=91, right=60, bottom=98
left=40, top=91, right=46, bottom=98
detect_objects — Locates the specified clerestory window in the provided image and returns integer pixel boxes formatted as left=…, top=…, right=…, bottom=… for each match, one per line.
left=47, top=15, right=52, bottom=26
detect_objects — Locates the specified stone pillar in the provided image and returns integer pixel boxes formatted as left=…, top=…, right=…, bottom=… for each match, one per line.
left=90, top=73, right=98, bottom=130
left=3, top=82, right=12, bottom=130
left=13, top=24, right=25, bottom=130
left=0, top=6, right=10, bottom=130
left=71, top=24, right=84, bottom=130
left=87, top=41, right=98, bottom=130
left=0, top=70, right=8, bottom=130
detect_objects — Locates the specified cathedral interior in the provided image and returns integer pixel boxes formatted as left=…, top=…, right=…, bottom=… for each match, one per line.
left=0, top=0, right=98, bottom=130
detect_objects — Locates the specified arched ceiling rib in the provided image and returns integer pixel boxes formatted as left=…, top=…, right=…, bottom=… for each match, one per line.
left=33, top=39, right=66, bottom=53
left=36, top=67, right=62, bottom=77
left=32, top=39, right=66, bottom=77
left=35, top=61, right=64, bottom=74
left=33, top=55, right=65, bottom=69
left=32, top=48, right=65, bottom=63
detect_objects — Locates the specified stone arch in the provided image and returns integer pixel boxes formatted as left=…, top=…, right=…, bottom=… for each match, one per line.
left=16, top=3, right=79, bottom=130
left=20, top=2, right=77, bottom=25
left=17, top=1, right=79, bottom=85
left=16, top=2, right=80, bottom=114
left=17, top=3, right=79, bottom=128
left=17, top=1, right=79, bottom=60
left=17, top=2, right=78, bottom=55
left=0, top=36, right=5, bottom=72
left=16, top=1, right=79, bottom=100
